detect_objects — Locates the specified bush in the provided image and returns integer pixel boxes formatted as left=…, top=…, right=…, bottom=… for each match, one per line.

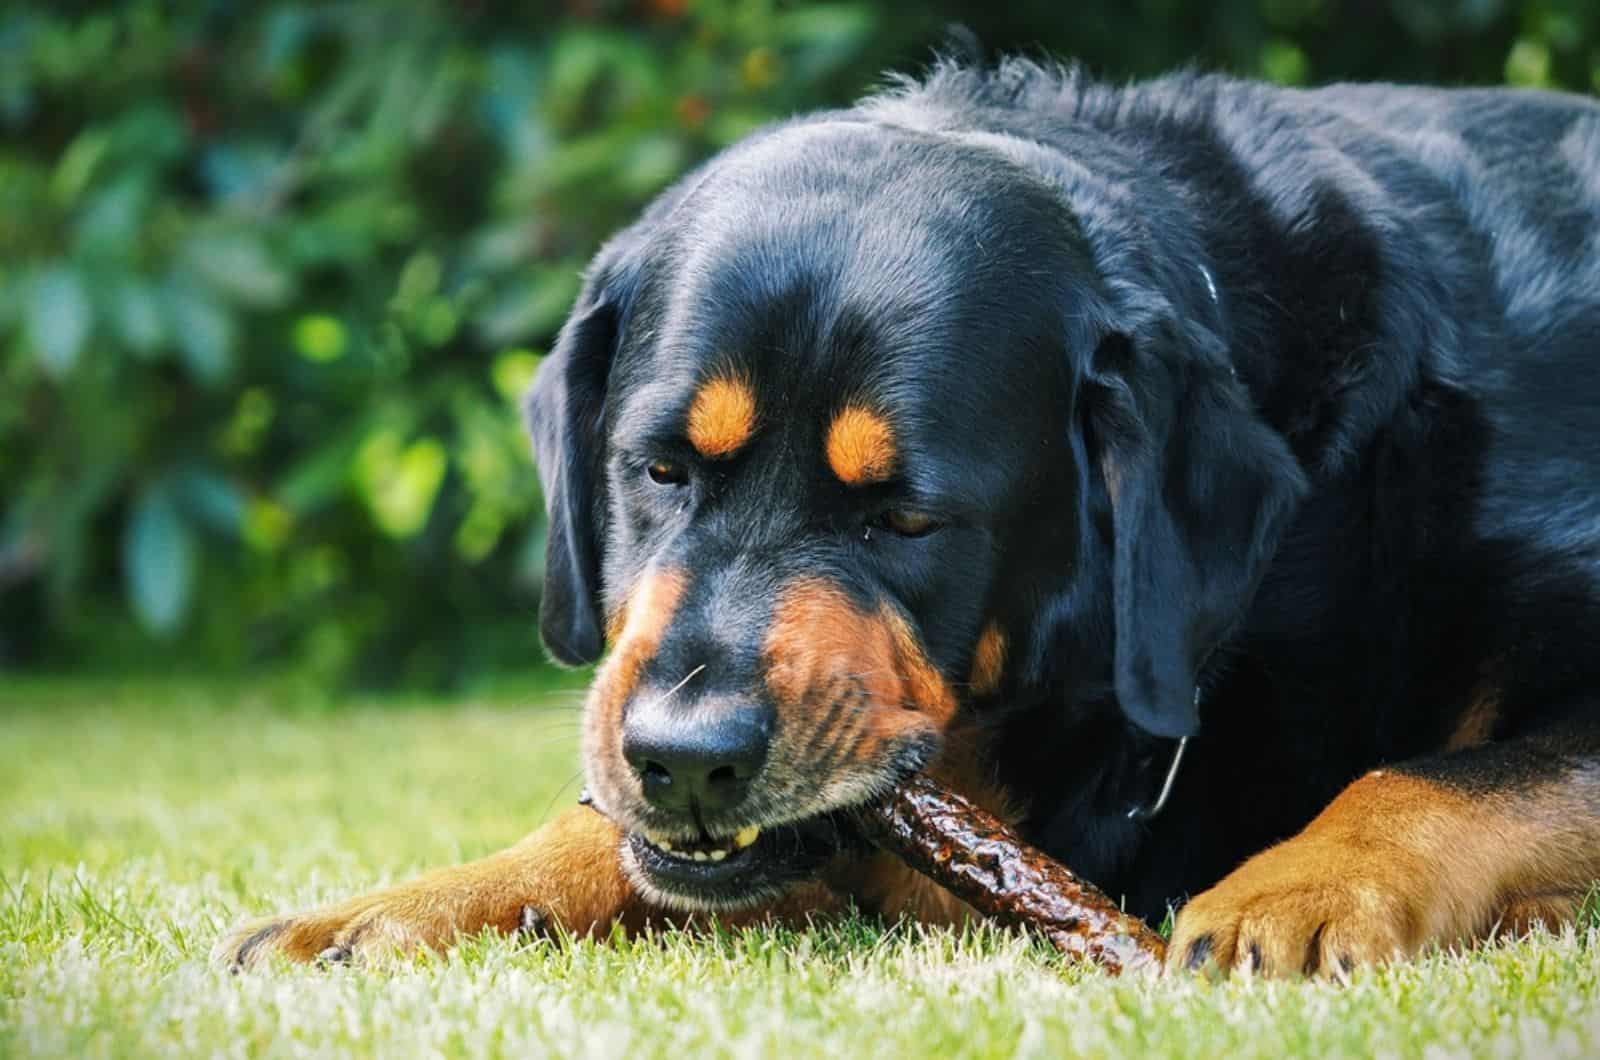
left=2, top=1, right=1595, bottom=687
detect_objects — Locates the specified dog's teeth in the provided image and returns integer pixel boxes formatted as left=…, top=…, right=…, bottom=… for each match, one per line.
left=692, top=850, right=709, bottom=862
left=733, top=825, right=760, bottom=849
left=709, top=848, right=727, bottom=861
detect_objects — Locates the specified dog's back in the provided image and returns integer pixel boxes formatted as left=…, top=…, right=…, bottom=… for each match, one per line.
left=1246, top=80, right=1600, bottom=624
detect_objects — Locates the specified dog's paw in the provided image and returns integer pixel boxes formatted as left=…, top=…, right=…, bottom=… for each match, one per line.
left=212, top=897, right=545, bottom=971
left=212, top=912, right=350, bottom=970
left=1168, top=834, right=1429, bottom=979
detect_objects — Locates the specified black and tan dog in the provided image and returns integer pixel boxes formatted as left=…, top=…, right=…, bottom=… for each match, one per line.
left=217, top=57, right=1600, bottom=978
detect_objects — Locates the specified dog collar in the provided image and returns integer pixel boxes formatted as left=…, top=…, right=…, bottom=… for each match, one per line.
left=1125, top=686, right=1198, bottom=822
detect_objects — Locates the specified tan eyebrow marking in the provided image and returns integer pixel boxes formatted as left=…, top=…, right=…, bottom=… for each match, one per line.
left=825, top=406, right=896, bottom=485
left=969, top=621, right=1007, bottom=697
left=687, top=376, right=757, bottom=459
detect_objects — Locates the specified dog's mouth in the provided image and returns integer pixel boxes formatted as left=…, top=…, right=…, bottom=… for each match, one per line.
left=621, top=810, right=860, bottom=910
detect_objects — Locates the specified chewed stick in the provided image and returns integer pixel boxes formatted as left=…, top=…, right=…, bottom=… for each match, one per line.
left=860, top=774, right=1167, bottom=976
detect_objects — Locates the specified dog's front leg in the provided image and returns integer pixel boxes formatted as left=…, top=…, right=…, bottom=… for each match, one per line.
left=1169, top=717, right=1600, bottom=978
left=215, top=804, right=853, bottom=969
left=214, top=805, right=641, bottom=968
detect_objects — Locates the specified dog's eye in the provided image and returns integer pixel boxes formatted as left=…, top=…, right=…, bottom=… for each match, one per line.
left=646, top=460, right=688, bottom=486
left=873, top=509, right=940, bottom=538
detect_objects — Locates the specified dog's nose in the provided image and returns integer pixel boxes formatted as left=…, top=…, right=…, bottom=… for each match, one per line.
left=622, top=700, right=770, bottom=815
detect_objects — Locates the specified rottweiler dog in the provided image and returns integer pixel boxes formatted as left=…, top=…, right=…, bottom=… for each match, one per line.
left=218, top=57, right=1600, bottom=978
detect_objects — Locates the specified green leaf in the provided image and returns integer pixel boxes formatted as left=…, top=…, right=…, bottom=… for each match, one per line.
left=279, top=436, right=362, bottom=514
left=292, top=313, right=347, bottom=362
left=164, top=285, right=236, bottom=386
left=28, top=265, right=93, bottom=378
left=491, top=348, right=543, bottom=402
left=394, top=252, right=442, bottom=307
left=174, top=468, right=246, bottom=538
left=1260, top=40, right=1311, bottom=86
left=775, top=5, right=875, bottom=82
left=355, top=431, right=448, bottom=538
left=50, top=129, right=110, bottom=205
left=123, top=483, right=197, bottom=636
left=476, top=267, right=582, bottom=346
left=74, top=173, right=152, bottom=260
left=619, top=135, right=687, bottom=198
left=105, top=276, right=167, bottom=358
left=105, top=103, right=189, bottom=166
left=1506, top=39, right=1552, bottom=88
left=180, top=233, right=294, bottom=308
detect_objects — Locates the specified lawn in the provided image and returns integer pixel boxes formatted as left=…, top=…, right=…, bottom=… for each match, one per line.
left=3, top=677, right=1600, bottom=1059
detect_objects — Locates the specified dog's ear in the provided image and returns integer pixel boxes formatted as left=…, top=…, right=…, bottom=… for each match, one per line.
left=523, top=234, right=645, bottom=666
left=1086, top=320, right=1307, bottom=738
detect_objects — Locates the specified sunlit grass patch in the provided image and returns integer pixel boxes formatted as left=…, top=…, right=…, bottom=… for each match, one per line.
left=4, top=678, right=1600, bottom=1058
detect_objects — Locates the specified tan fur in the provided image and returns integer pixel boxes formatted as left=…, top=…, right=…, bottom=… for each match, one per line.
left=751, top=576, right=965, bottom=854
left=214, top=806, right=858, bottom=967
left=764, top=577, right=957, bottom=740
left=1169, top=768, right=1600, bottom=977
left=879, top=603, right=961, bottom=727
left=968, top=621, right=1007, bottom=697
left=825, top=406, right=896, bottom=485
left=585, top=568, right=687, bottom=815
left=687, top=376, right=757, bottom=459
left=214, top=807, right=637, bottom=967
left=1101, top=454, right=1125, bottom=507
left=716, top=879, right=852, bottom=928
left=1446, top=682, right=1502, bottom=750
left=595, top=568, right=686, bottom=709
left=1490, top=892, right=1588, bottom=939
left=843, top=851, right=976, bottom=925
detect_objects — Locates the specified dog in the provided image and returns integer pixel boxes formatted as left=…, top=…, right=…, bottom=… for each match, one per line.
left=217, top=56, right=1600, bottom=978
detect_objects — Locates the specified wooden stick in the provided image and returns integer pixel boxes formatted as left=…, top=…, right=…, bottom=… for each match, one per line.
left=860, top=774, right=1167, bottom=976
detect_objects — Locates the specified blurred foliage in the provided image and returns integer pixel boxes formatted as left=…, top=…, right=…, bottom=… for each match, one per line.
left=2, top=1, right=1597, bottom=688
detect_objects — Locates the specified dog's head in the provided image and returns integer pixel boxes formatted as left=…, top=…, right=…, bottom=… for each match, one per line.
left=525, top=118, right=1306, bottom=910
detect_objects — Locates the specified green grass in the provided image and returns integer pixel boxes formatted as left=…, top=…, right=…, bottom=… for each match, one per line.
left=4, top=677, right=1600, bottom=1059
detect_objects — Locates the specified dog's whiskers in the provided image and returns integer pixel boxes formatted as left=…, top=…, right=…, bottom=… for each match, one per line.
left=654, top=663, right=707, bottom=706
left=538, top=769, right=587, bottom=824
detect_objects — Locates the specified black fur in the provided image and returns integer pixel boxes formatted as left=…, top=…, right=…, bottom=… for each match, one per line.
left=529, top=57, right=1600, bottom=923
